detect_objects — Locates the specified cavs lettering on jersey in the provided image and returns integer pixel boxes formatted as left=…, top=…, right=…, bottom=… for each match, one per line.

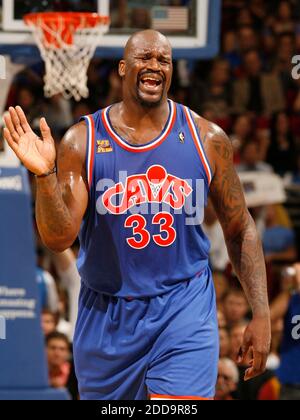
left=78, top=100, right=213, bottom=298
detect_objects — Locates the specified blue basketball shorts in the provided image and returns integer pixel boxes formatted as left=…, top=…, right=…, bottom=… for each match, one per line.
left=73, top=267, right=219, bottom=400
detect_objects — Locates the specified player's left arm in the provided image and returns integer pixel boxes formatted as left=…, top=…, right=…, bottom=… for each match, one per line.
left=193, top=113, right=271, bottom=381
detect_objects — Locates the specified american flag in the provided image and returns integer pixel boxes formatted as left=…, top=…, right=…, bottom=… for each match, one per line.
left=152, top=7, right=189, bottom=32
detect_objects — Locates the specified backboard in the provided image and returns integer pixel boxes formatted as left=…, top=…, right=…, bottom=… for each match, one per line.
left=0, top=0, right=221, bottom=60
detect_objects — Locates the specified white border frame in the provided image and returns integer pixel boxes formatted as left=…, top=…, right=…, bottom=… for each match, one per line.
left=2, top=0, right=104, bottom=31
left=1, top=0, right=209, bottom=50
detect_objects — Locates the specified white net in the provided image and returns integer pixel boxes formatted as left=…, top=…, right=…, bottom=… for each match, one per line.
left=25, top=14, right=109, bottom=101
left=149, top=182, right=164, bottom=199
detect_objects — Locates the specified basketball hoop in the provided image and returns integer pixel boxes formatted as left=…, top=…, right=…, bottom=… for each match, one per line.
left=24, top=12, right=110, bottom=101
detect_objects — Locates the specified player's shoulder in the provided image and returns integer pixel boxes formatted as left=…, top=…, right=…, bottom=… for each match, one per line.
left=58, top=121, right=87, bottom=166
left=181, top=108, right=234, bottom=176
left=189, top=109, right=228, bottom=143
left=65, top=120, right=87, bottom=138
left=188, top=108, right=233, bottom=161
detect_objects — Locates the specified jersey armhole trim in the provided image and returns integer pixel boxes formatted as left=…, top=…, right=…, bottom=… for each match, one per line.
left=81, top=115, right=95, bottom=189
left=183, top=107, right=213, bottom=186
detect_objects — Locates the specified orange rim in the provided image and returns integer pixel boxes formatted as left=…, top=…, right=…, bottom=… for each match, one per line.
left=24, top=12, right=110, bottom=46
left=24, top=12, right=110, bottom=28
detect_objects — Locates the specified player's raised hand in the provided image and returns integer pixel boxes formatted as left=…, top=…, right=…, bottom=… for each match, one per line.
left=3, top=106, right=56, bottom=176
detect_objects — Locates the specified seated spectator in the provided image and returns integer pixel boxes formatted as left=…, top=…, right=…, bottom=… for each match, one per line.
left=86, top=59, right=114, bottom=111
left=229, top=320, right=249, bottom=361
left=263, top=205, right=297, bottom=264
left=267, top=112, right=296, bottom=176
left=236, top=366, right=280, bottom=400
left=15, top=87, right=42, bottom=128
left=110, top=0, right=127, bottom=28
left=49, top=248, right=81, bottom=341
left=261, top=27, right=277, bottom=71
left=203, top=200, right=229, bottom=272
left=103, top=68, right=123, bottom=107
left=41, top=94, right=73, bottom=139
left=0, top=136, right=4, bottom=152
left=46, top=332, right=71, bottom=390
left=214, top=271, right=230, bottom=310
left=271, top=263, right=300, bottom=400
left=72, top=101, right=93, bottom=125
left=274, top=32, right=297, bottom=104
left=215, top=358, right=239, bottom=400
left=198, top=59, right=233, bottom=119
left=255, top=125, right=271, bottom=163
left=237, top=26, right=259, bottom=57
left=41, top=310, right=57, bottom=337
left=233, top=49, right=285, bottom=116
left=36, top=264, right=59, bottom=314
left=220, top=328, right=231, bottom=358
left=223, top=290, right=250, bottom=329
left=294, top=87, right=300, bottom=114
left=293, top=88, right=300, bottom=114
left=236, top=8, right=255, bottom=28
left=222, top=24, right=259, bottom=73
left=130, top=8, right=151, bottom=30
left=236, top=141, right=274, bottom=173
left=229, top=321, right=280, bottom=400
left=249, top=0, right=269, bottom=30
left=56, top=288, right=73, bottom=342
left=288, top=154, right=300, bottom=184
left=267, top=317, right=283, bottom=371
left=222, top=31, right=240, bottom=71
left=218, top=310, right=228, bottom=329
left=229, top=114, right=254, bottom=163
left=297, top=23, right=300, bottom=52
left=270, top=1, right=295, bottom=35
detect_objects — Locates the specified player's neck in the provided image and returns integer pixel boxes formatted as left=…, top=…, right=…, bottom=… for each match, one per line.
left=119, top=99, right=170, bottom=128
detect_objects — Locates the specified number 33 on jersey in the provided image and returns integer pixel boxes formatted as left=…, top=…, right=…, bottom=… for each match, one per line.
left=102, top=164, right=192, bottom=249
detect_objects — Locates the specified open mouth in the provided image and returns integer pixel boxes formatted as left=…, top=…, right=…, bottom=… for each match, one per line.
left=138, top=75, right=163, bottom=91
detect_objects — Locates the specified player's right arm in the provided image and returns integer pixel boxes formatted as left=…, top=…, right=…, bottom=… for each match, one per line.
left=3, top=106, right=88, bottom=252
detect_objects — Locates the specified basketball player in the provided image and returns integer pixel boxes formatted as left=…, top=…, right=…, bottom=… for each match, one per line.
left=3, top=30, right=271, bottom=400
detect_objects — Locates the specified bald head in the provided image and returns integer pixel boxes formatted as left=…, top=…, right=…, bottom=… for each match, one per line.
left=119, top=30, right=173, bottom=108
left=124, top=30, right=172, bottom=60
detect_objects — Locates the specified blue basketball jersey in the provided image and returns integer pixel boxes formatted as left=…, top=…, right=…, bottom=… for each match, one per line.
left=277, top=293, right=300, bottom=385
left=77, top=100, right=213, bottom=298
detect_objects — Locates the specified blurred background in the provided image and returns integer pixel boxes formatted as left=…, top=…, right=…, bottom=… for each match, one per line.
left=0, top=0, right=300, bottom=401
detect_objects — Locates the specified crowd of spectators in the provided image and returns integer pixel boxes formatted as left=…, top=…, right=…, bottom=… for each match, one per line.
left=1, top=0, right=300, bottom=400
